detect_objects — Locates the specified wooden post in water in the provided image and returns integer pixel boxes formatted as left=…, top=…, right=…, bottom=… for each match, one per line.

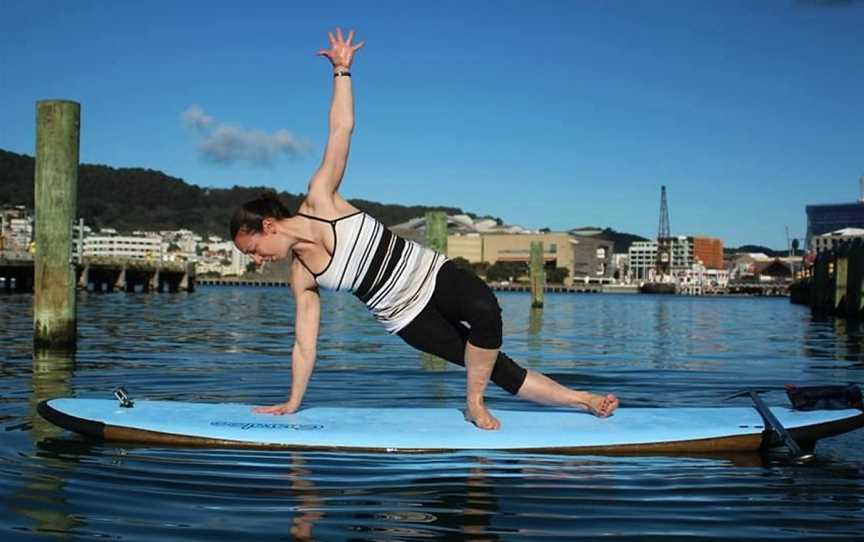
left=425, top=211, right=448, bottom=254
left=530, top=241, right=545, bottom=308
left=34, top=100, right=80, bottom=350
left=836, top=256, right=848, bottom=315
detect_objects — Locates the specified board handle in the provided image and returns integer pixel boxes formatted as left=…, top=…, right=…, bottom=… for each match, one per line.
left=113, top=387, right=135, bottom=408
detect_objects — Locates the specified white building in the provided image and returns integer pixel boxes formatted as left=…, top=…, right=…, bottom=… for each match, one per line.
left=198, top=239, right=249, bottom=276
left=663, top=235, right=696, bottom=271
left=812, top=227, right=864, bottom=253
left=628, top=241, right=657, bottom=281
left=676, top=264, right=730, bottom=295
left=1, top=207, right=33, bottom=251
left=83, top=234, right=163, bottom=260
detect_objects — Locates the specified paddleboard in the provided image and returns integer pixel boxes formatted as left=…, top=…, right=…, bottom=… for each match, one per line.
left=38, top=398, right=864, bottom=453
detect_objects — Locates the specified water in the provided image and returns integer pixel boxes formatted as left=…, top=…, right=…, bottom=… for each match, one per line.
left=1, top=289, right=863, bottom=540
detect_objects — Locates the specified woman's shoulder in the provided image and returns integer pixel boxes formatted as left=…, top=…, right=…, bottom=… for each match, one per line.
left=299, top=193, right=361, bottom=220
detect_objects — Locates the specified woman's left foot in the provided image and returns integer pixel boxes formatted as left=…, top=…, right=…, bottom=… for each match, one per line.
left=464, top=401, right=501, bottom=430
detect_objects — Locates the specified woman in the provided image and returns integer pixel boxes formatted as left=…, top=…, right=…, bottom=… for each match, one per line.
left=231, top=28, right=619, bottom=430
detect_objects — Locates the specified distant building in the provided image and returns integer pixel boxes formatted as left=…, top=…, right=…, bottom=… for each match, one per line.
left=628, top=241, right=657, bottom=281
left=391, top=214, right=533, bottom=243
left=811, top=227, right=864, bottom=254
left=83, top=234, right=163, bottom=260
left=693, top=237, right=724, bottom=269
left=729, top=253, right=772, bottom=280
left=198, top=239, right=249, bottom=276
left=0, top=206, right=33, bottom=251
left=806, top=202, right=864, bottom=249
left=754, top=259, right=793, bottom=283
left=666, top=236, right=696, bottom=271
left=449, top=232, right=577, bottom=280
left=631, top=236, right=724, bottom=285
left=569, top=236, right=613, bottom=280
left=677, top=264, right=730, bottom=295
left=611, top=253, right=630, bottom=282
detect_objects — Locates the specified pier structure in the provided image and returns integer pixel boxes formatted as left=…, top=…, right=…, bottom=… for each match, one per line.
left=197, top=277, right=289, bottom=287
left=792, top=238, right=864, bottom=318
left=0, top=252, right=195, bottom=293
left=0, top=251, right=35, bottom=292
left=77, top=257, right=194, bottom=293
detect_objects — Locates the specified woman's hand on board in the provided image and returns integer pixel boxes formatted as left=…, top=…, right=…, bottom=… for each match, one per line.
left=253, top=402, right=300, bottom=416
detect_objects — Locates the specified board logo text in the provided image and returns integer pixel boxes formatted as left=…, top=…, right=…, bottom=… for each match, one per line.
left=210, top=421, right=324, bottom=431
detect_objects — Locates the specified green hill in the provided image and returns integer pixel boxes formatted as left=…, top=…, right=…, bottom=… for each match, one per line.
left=0, top=149, right=470, bottom=237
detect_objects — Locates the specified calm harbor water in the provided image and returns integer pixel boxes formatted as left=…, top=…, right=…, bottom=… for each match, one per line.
left=1, top=288, right=863, bottom=541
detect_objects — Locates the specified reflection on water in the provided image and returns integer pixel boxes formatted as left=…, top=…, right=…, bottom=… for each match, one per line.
left=0, top=290, right=863, bottom=540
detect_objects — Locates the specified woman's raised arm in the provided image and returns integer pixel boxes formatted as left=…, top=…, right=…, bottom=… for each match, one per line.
left=307, top=28, right=364, bottom=204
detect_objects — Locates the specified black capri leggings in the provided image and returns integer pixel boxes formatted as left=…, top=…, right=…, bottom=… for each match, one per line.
left=397, top=261, right=528, bottom=395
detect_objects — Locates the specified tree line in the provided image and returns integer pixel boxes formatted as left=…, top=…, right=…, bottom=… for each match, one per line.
left=0, top=149, right=480, bottom=237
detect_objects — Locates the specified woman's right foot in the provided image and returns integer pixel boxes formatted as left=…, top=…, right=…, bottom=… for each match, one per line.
left=464, top=400, right=501, bottom=430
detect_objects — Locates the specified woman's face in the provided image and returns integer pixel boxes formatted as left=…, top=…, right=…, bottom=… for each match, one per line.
left=233, top=219, right=290, bottom=265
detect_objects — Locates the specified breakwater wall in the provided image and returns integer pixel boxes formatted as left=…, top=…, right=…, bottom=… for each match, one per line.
left=791, top=239, right=863, bottom=318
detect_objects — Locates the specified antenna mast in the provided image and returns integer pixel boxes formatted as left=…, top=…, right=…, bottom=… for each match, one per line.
left=656, top=185, right=672, bottom=276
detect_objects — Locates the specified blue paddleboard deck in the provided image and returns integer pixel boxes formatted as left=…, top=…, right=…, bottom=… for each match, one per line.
left=38, top=398, right=864, bottom=453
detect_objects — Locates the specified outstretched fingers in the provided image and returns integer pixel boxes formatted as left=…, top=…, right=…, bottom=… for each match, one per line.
left=318, top=27, right=363, bottom=66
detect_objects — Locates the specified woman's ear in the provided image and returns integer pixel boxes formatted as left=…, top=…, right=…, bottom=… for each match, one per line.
left=261, top=217, right=275, bottom=233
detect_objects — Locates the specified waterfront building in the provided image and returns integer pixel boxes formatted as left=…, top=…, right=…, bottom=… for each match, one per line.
left=676, top=264, right=730, bottom=295
left=628, top=241, right=657, bottom=281
left=159, top=229, right=202, bottom=262
left=611, top=253, right=630, bottom=282
left=806, top=201, right=864, bottom=249
left=71, top=222, right=93, bottom=261
left=0, top=206, right=33, bottom=251
left=198, top=239, right=249, bottom=276
left=667, top=236, right=696, bottom=271
left=693, top=237, right=724, bottom=269
left=728, top=253, right=772, bottom=280
left=811, top=227, right=864, bottom=254
left=449, top=231, right=576, bottom=278
left=754, top=259, right=793, bottom=283
left=569, top=235, right=614, bottom=280
left=82, top=234, right=163, bottom=261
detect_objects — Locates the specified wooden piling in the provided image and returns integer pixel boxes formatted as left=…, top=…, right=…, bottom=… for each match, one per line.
left=844, top=241, right=860, bottom=318
left=530, top=241, right=545, bottom=308
left=425, top=211, right=448, bottom=254
left=33, top=100, right=80, bottom=350
left=836, top=256, right=848, bottom=314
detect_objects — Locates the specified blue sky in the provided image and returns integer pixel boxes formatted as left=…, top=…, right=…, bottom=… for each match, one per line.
left=1, top=0, right=862, bottom=248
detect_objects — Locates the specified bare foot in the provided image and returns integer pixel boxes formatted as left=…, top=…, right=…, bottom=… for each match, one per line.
left=582, top=393, right=619, bottom=418
left=464, top=401, right=501, bottom=430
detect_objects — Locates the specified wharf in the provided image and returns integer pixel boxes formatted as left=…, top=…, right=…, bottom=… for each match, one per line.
left=491, top=283, right=603, bottom=294
left=0, top=251, right=195, bottom=293
left=198, top=277, right=289, bottom=288
left=791, top=238, right=863, bottom=318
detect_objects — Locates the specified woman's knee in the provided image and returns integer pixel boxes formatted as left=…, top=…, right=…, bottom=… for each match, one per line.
left=465, top=295, right=502, bottom=350
left=491, top=352, right=527, bottom=395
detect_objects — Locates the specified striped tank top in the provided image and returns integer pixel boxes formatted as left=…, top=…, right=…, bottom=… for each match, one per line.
left=293, top=211, right=448, bottom=333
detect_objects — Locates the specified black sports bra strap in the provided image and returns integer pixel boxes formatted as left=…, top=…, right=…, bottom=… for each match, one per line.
left=296, top=212, right=336, bottom=224
left=292, top=250, right=321, bottom=277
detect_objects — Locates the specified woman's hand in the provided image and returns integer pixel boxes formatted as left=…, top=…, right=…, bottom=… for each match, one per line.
left=318, top=27, right=364, bottom=70
left=253, top=401, right=300, bottom=416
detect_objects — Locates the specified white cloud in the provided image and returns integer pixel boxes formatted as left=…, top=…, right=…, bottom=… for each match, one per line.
left=182, top=105, right=215, bottom=130
left=180, top=105, right=311, bottom=167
